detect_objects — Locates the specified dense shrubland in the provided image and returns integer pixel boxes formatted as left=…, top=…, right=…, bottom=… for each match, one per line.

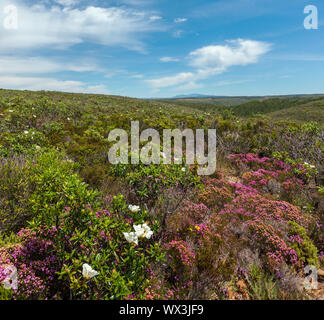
left=0, top=89, right=323, bottom=300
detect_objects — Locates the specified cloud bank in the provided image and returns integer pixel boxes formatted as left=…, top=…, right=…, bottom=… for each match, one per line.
left=148, top=39, right=271, bottom=89
left=0, top=2, right=162, bottom=53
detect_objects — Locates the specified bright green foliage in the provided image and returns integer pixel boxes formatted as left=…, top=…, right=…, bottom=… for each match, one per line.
left=245, top=264, right=280, bottom=300
left=288, top=221, right=319, bottom=268
left=28, top=150, right=100, bottom=228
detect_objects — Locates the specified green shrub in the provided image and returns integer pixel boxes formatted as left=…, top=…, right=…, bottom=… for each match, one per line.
left=28, top=150, right=100, bottom=228
left=112, top=162, right=201, bottom=204
left=288, top=222, right=319, bottom=268
left=54, top=196, right=165, bottom=300
left=245, top=264, right=280, bottom=300
left=0, top=232, right=20, bottom=247
left=0, top=157, right=33, bottom=233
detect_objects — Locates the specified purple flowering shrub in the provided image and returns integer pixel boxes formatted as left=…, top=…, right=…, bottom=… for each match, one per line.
left=0, top=228, right=63, bottom=299
left=144, top=154, right=321, bottom=299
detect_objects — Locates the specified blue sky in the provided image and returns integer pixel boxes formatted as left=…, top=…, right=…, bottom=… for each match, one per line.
left=0, top=0, right=323, bottom=98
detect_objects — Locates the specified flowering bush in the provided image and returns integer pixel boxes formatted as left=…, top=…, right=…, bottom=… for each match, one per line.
left=0, top=228, right=63, bottom=300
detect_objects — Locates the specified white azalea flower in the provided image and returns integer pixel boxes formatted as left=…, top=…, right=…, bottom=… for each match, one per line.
left=128, top=205, right=140, bottom=213
left=133, top=225, right=145, bottom=238
left=123, top=232, right=138, bottom=245
left=82, top=264, right=99, bottom=280
left=142, top=223, right=153, bottom=239
left=134, top=223, right=153, bottom=239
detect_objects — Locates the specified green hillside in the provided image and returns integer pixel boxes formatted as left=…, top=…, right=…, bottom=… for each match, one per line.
left=266, top=99, right=324, bottom=126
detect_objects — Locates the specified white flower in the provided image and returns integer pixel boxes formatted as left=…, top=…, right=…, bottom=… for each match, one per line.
left=133, top=224, right=145, bottom=238
left=128, top=205, right=140, bottom=213
left=123, top=232, right=138, bottom=245
left=33, top=115, right=37, bottom=118
left=35, top=145, right=41, bottom=150
left=82, top=264, right=99, bottom=280
left=181, top=167, right=186, bottom=172
left=67, top=117, right=71, bottom=121
left=134, top=223, right=153, bottom=239
left=142, top=223, right=153, bottom=239
left=24, top=130, right=29, bottom=135
left=8, top=110, right=13, bottom=113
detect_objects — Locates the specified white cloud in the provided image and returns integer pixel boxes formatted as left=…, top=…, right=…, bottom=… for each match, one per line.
left=147, top=72, right=194, bottom=88
left=0, top=75, right=110, bottom=94
left=160, top=56, right=179, bottom=62
left=0, top=56, right=98, bottom=74
left=214, top=79, right=251, bottom=86
left=175, top=81, right=202, bottom=91
left=53, top=0, right=79, bottom=7
left=0, top=3, right=162, bottom=53
left=148, top=39, right=271, bottom=89
left=129, top=74, right=144, bottom=79
left=150, top=15, right=162, bottom=21
left=118, top=0, right=154, bottom=6
left=190, top=39, right=271, bottom=76
left=174, top=18, right=187, bottom=23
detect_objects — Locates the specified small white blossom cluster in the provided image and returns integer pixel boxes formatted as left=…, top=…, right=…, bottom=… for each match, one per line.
left=304, top=162, right=316, bottom=169
left=128, top=205, right=140, bottom=213
left=123, top=223, right=153, bottom=246
left=82, top=263, right=99, bottom=279
left=23, top=130, right=35, bottom=136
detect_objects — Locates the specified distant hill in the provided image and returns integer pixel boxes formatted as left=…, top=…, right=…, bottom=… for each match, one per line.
left=172, top=94, right=214, bottom=99
left=230, top=97, right=322, bottom=117
left=157, top=94, right=324, bottom=108
left=266, top=99, right=324, bottom=126
left=152, top=94, right=324, bottom=127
